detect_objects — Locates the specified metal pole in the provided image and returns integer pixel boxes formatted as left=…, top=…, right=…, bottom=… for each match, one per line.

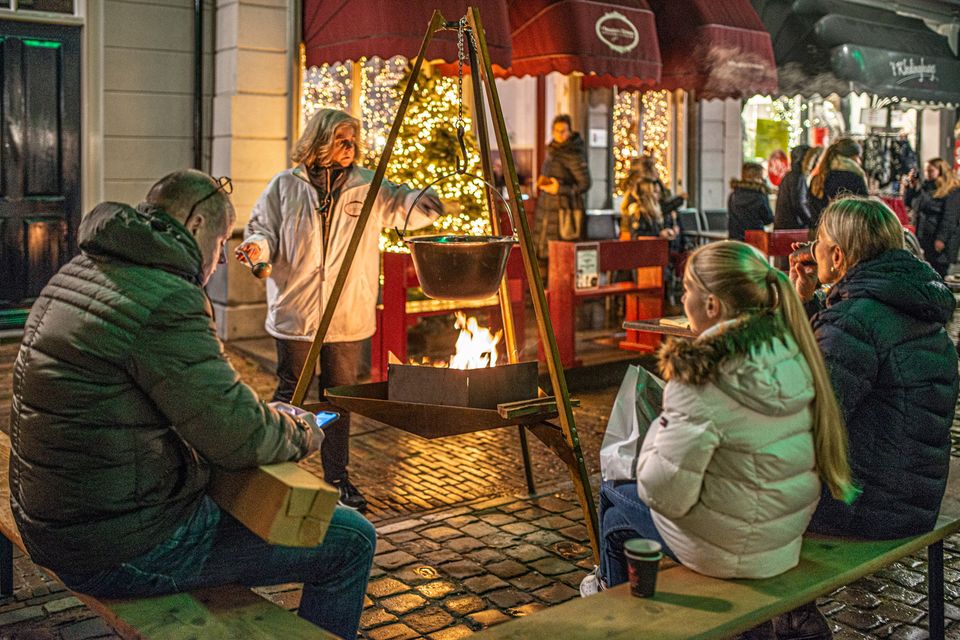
left=465, top=31, right=536, bottom=496
left=467, top=6, right=600, bottom=563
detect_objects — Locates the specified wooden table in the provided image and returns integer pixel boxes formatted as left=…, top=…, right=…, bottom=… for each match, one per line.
left=623, top=317, right=695, bottom=339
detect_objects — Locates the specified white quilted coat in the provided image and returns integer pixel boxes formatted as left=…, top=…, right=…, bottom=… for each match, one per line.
left=636, top=318, right=820, bottom=579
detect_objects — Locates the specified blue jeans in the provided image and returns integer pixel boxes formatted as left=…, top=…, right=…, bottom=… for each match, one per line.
left=600, top=480, right=675, bottom=586
left=58, top=497, right=376, bottom=639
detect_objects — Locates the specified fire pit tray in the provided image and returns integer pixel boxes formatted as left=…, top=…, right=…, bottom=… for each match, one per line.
left=325, top=381, right=557, bottom=439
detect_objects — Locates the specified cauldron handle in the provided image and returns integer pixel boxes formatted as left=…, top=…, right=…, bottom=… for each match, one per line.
left=395, top=171, right=517, bottom=241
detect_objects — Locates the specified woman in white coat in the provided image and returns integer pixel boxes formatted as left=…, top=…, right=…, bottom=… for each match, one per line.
left=586, top=241, right=854, bottom=608
left=236, top=109, right=442, bottom=513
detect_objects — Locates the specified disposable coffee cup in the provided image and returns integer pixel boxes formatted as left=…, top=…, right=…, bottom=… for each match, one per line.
left=624, top=538, right=662, bottom=597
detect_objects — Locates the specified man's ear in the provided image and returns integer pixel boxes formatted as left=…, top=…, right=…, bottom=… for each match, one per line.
left=832, top=245, right=844, bottom=272
left=185, top=213, right=204, bottom=235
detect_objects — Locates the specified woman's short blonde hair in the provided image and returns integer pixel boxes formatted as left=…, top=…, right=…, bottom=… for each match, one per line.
left=819, top=196, right=903, bottom=269
left=291, top=108, right=363, bottom=168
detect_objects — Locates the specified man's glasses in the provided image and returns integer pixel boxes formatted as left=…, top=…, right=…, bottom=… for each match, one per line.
left=185, top=176, right=233, bottom=229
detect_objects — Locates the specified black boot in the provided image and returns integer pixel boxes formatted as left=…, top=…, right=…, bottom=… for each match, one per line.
left=773, top=601, right=832, bottom=640
left=732, top=620, right=775, bottom=639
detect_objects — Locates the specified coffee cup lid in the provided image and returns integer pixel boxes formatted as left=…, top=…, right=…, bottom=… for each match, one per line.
left=624, top=538, right=662, bottom=557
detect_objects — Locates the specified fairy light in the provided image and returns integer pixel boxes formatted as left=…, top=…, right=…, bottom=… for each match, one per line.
left=361, top=56, right=407, bottom=161
left=613, top=90, right=640, bottom=196
left=640, top=90, right=671, bottom=186
left=302, top=62, right=352, bottom=128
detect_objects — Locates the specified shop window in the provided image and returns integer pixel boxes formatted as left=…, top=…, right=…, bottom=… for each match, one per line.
left=2, top=0, right=76, bottom=13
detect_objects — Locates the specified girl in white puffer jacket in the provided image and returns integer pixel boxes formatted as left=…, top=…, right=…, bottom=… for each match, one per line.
left=593, top=241, right=856, bottom=595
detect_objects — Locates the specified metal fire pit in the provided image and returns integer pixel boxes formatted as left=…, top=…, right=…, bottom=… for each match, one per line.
left=387, top=361, right=537, bottom=410
left=324, top=381, right=557, bottom=440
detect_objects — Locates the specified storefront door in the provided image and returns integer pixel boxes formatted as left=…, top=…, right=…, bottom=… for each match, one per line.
left=0, top=20, right=81, bottom=329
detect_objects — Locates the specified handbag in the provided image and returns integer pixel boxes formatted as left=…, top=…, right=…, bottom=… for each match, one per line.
left=599, top=365, right=665, bottom=481
left=558, top=207, right=584, bottom=241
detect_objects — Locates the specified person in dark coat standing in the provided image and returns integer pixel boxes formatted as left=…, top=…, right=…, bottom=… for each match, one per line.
left=727, top=163, right=773, bottom=241
left=775, top=144, right=819, bottom=230
left=535, top=114, right=591, bottom=259
left=783, top=196, right=958, bottom=640
left=902, top=157, right=960, bottom=277
left=808, top=138, right=868, bottom=227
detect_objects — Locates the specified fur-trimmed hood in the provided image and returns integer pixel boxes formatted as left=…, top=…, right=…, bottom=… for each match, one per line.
left=828, top=155, right=865, bottom=178
left=658, top=313, right=814, bottom=416
left=729, top=178, right=771, bottom=194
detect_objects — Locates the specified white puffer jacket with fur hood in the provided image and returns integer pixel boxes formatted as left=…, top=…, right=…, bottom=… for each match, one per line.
left=636, top=313, right=820, bottom=579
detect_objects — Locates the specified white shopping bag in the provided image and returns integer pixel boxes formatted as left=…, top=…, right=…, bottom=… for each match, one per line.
left=599, top=365, right=665, bottom=481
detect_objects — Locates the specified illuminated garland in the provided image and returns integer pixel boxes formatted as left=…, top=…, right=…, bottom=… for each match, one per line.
left=613, top=90, right=639, bottom=195
left=640, top=90, right=671, bottom=186
left=302, top=62, right=351, bottom=127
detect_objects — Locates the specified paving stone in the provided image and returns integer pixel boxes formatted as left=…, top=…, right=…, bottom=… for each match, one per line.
left=420, top=550, right=464, bottom=566
left=532, top=496, right=572, bottom=512
left=361, top=607, right=399, bottom=628
left=833, top=607, right=889, bottom=631
left=874, top=600, right=926, bottom=624
left=368, top=577, right=412, bottom=598
left=832, top=626, right=875, bottom=640
left=498, top=501, right=529, bottom=514
left=460, top=522, right=500, bottom=539
left=530, top=556, right=578, bottom=576
left=445, top=536, right=485, bottom=554
left=463, top=574, right=511, bottom=594
left=480, top=532, right=520, bottom=547
left=442, top=594, right=486, bottom=616
left=401, top=605, right=456, bottom=634
left=465, top=549, right=507, bottom=565
left=421, top=526, right=462, bottom=542
left=59, top=617, right=116, bottom=640
left=507, top=602, right=548, bottom=617
left=822, top=600, right=847, bottom=616
left=523, top=530, right=565, bottom=547
left=559, top=524, right=591, bottom=541
left=378, top=519, right=427, bottom=535
left=428, top=623, right=474, bottom=639
left=380, top=593, right=428, bottom=615
left=888, top=624, right=930, bottom=640
left=501, top=522, right=538, bottom=536
left=885, top=585, right=927, bottom=606
left=366, top=622, right=421, bottom=640
left=397, top=538, right=443, bottom=555
left=509, top=572, right=553, bottom=592
left=512, top=507, right=551, bottom=520
left=439, top=560, right=485, bottom=580
left=40, top=595, right=85, bottom=614
left=376, top=550, right=420, bottom=570
left=531, top=515, right=576, bottom=531
left=946, top=602, right=960, bottom=620
left=555, top=570, right=589, bottom=588
left=878, top=566, right=927, bottom=590
left=486, top=559, right=528, bottom=579
left=833, top=588, right=883, bottom=609
left=387, top=530, right=421, bottom=544
left=533, top=582, right=579, bottom=604
left=504, top=544, right=550, bottom=563
left=392, top=565, right=444, bottom=585
left=416, top=581, right=458, bottom=600
left=476, top=513, right=516, bottom=526
left=444, top=515, right=478, bottom=528
left=377, top=539, right=399, bottom=554
left=0, top=605, right=44, bottom=626
left=486, top=588, right=534, bottom=609
left=468, top=609, right=513, bottom=628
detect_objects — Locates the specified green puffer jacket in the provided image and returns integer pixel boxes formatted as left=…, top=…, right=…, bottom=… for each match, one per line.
left=10, top=202, right=313, bottom=575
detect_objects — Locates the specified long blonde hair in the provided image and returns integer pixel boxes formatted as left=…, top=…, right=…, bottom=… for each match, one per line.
left=928, top=157, right=960, bottom=199
left=810, top=138, right=862, bottom=199
left=291, top=108, right=363, bottom=168
left=685, top=241, right=853, bottom=501
left=621, top=157, right=663, bottom=228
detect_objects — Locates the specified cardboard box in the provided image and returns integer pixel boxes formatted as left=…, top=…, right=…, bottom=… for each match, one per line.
left=209, top=463, right=339, bottom=548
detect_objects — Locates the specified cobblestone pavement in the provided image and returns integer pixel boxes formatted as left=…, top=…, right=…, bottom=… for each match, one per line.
left=0, top=300, right=959, bottom=639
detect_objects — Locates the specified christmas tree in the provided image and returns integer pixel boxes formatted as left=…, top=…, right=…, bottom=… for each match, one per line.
left=372, top=63, right=491, bottom=251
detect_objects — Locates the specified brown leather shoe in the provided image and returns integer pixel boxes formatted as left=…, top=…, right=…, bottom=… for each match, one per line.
left=773, top=601, right=833, bottom=640
left=732, top=621, right=776, bottom=640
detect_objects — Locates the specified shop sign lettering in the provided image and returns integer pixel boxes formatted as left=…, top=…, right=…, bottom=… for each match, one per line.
left=889, top=57, right=937, bottom=84
left=595, top=11, right=639, bottom=54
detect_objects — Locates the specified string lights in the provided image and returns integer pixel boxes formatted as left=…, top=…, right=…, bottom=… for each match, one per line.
left=612, top=90, right=639, bottom=195
left=302, top=62, right=351, bottom=127
left=640, top=90, right=671, bottom=186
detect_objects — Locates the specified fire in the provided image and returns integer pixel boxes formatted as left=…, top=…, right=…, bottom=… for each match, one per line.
left=449, top=311, right=502, bottom=369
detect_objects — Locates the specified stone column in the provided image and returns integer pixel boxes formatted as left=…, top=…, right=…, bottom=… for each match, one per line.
left=207, top=0, right=295, bottom=340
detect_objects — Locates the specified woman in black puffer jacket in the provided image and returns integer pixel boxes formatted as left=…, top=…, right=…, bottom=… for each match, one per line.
left=534, top=114, right=591, bottom=257
left=808, top=138, right=869, bottom=227
left=903, top=157, right=960, bottom=277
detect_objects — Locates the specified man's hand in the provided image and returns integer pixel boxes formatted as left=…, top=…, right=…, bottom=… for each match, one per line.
left=235, top=241, right=261, bottom=263
left=270, top=401, right=324, bottom=456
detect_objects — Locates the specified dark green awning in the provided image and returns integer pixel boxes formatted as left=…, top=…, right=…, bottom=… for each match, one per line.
left=831, top=44, right=960, bottom=104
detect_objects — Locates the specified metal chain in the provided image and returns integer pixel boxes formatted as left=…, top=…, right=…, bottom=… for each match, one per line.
left=456, top=17, right=465, bottom=131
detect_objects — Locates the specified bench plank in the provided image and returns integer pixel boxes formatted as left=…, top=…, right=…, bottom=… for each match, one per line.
left=472, top=515, right=960, bottom=640
left=0, top=432, right=338, bottom=639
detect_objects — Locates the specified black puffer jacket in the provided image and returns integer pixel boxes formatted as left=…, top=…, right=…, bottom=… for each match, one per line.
left=535, top=133, right=590, bottom=250
left=727, top=180, right=773, bottom=241
left=774, top=154, right=813, bottom=230
left=904, top=181, right=960, bottom=277
left=807, top=249, right=958, bottom=539
left=10, top=202, right=313, bottom=575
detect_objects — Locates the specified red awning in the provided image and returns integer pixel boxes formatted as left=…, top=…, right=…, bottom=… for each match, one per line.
left=649, top=0, right=776, bottom=99
left=303, top=1, right=512, bottom=69
left=507, top=0, right=661, bottom=86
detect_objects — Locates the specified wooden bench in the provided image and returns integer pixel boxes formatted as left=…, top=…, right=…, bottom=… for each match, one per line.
left=472, top=514, right=960, bottom=640
left=0, top=432, right=338, bottom=639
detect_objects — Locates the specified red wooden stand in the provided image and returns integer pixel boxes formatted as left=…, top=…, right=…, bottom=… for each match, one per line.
left=371, top=249, right=526, bottom=381
left=744, top=230, right=810, bottom=258
left=546, top=239, right=668, bottom=368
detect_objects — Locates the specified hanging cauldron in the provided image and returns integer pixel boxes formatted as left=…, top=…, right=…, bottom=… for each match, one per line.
left=399, top=171, right=516, bottom=301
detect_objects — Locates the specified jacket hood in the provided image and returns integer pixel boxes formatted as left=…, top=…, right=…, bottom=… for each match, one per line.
left=730, top=179, right=771, bottom=194
left=78, top=202, right=203, bottom=284
left=827, top=249, right=955, bottom=324
left=548, top=132, right=585, bottom=156
left=659, top=313, right=814, bottom=415
left=829, top=155, right=865, bottom=178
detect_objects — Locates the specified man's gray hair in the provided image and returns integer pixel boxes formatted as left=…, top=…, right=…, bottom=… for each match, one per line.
left=146, top=169, right=230, bottom=228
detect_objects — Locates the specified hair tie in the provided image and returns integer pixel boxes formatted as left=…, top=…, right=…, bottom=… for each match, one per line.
left=766, top=270, right=780, bottom=309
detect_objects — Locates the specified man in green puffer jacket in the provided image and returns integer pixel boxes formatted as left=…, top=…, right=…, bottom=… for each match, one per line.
left=9, top=170, right=375, bottom=639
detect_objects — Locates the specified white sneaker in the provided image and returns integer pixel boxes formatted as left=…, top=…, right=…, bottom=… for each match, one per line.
left=579, top=566, right=605, bottom=597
